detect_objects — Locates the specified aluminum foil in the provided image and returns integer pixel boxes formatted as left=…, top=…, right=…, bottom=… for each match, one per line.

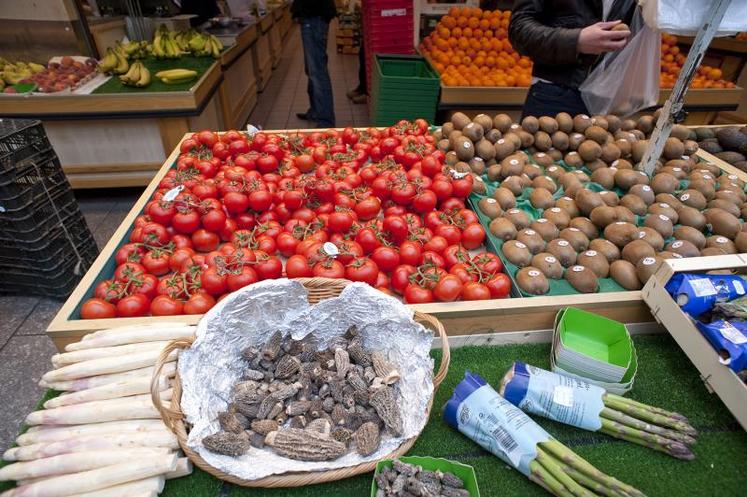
left=178, top=279, right=435, bottom=480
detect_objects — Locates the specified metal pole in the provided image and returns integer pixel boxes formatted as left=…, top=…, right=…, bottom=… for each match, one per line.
left=640, top=0, right=732, bottom=176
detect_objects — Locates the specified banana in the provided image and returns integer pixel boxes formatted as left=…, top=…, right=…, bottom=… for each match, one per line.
left=28, top=62, right=45, bottom=74
left=112, top=48, right=129, bottom=75
left=189, top=34, right=206, bottom=53
left=152, top=34, right=166, bottom=59
left=209, top=36, right=222, bottom=58
left=99, top=48, right=117, bottom=73
left=119, top=60, right=141, bottom=84
left=160, top=76, right=198, bottom=84
left=135, top=63, right=151, bottom=87
left=154, top=68, right=197, bottom=79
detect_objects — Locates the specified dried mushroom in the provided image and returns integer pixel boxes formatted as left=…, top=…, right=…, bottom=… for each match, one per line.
left=375, top=459, right=469, bottom=497
left=264, top=428, right=347, bottom=461
left=202, top=431, right=251, bottom=457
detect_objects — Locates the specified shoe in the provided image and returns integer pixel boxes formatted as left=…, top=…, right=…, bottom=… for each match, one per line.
left=346, top=88, right=363, bottom=100
left=296, top=112, right=313, bottom=120
left=351, top=93, right=367, bottom=104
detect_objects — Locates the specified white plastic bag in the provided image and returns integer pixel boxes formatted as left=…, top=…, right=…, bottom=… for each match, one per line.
left=640, top=0, right=747, bottom=36
left=579, top=9, right=660, bottom=117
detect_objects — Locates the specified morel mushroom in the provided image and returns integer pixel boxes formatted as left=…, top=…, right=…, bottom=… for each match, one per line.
left=370, top=387, right=403, bottom=435
left=264, top=428, right=346, bottom=461
left=353, top=421, right=381, bottom=456
left=202, top=431, right=251, bottom=456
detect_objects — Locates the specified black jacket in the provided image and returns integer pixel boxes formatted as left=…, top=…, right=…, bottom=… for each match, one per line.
left=509, top=0, right=634, bottom=89
left=291, top=0, right=337, bottom=21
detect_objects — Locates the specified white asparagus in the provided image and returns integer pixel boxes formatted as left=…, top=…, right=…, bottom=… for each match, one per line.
left=52, top=342, right=172, bottom=368
left=42, top=349, right=178, bottom=383
left=44, top=376, right=169, bottom=409
left=25, top=395, right=161, bottom=427
left=0, top=449, right=173, bottom=481
left=75, top=492, right=155, bottom=497
left=3, top=433, right=177, bottom=461
left=68, top=476, right=164, bottom=497
left=78, top=322, right=188, bottom=342
left=0, top=453, right=177, bottom=497
left=17, top=426, right=171, bottom=449
left=165, top=458, right=192, bottom=479
left=68, top=325, right=194, bottom=351
left=19, top=420, right=167, bottom=444
left=40, top=363, right=176, bottom=392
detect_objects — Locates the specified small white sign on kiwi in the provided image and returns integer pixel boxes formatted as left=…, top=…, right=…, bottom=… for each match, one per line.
left=464, top=142, right=472, bottom=149
left=550, top=207, right=562, bottom=213
left=515, top=241, right=527, bottom=249
left=536, top=218, right=548, bottom=223
left=509, top=208, right=521, bottom=214
left=638, top=231, right=647, bottom=238
left=524, top=229, right=536, bottom=235
left=642, top=185, right=651, bottom=191
left=716, top=237, right=728, bottom=244
left=498, top=139, right=505, bottom=144
left=672, top=241, right=683, bottom=248
left=572, top=266, right=584, bottom=272
left=528, top=270, right=541, bottom=277
left=659, top=214, right=670, bottom=222
left=510, top=159, right=519, bottom=165
left=486, top=197, right=496, bottom=203
left=569, top=227, right=580, bottom=232
left=545, top=256, right=557, bottom=263
left=642, top=257, right=656, bottom=265
left=558, top=240, right=569, bottom=247
left=680, top=193, right=690, bottom=201
left=585, top=250, right=597, bottom=256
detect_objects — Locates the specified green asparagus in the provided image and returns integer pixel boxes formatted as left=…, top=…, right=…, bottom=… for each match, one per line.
left=559, top=463, right=634, bottom=497
left=600, top=407, right=697, bottom=445
left=603, top=394, right=691, bottom=424
left=604, top=397, right=698, bottom=437
left=530, top=460, right=577, bottom=497
left=536, top=448, right=596, bottom=497
left=599, top=418, right=695, bottom=460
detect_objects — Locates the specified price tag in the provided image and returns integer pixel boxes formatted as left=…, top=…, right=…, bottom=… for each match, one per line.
left=689, top=277, right=717, bottom=297
left=553, top=386, right=574, bottom=407
left=322, top=242, right=339, bottom=257
left=163, top=185, right=184, bottom=201
left=720, top=322, right=747, bottom=345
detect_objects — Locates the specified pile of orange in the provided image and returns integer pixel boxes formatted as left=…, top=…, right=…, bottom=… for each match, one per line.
left=736, top=32, right=747, bottom=41
left=419, top=7, right=533, bottom=87
left=660, top=33, right=736, bottom=89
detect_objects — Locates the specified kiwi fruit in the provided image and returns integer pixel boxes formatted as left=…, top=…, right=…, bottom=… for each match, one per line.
left=501, top=133, right=522, bottom=153
left=589, top=205, right=619, bottom=228
left=715, top=189, right=745, bottom=206
left=535, top=116, right=557, bottom=134
left=441, top=122, right=454, bottom=136
left=600, top=143, right=622, bottom=164
left=683, top=139, right=699, bottom=156
left=521, top=116, right=539, bottom=134
left=705, top=208, right=741, bottom=239
left=533, top=152, right=554, bottom=168
left=637, top=227, right=665, bottom=251
left=700, top=247, right=727, bottom=257
left=564, top=151, right=584, bottom=168
left=605, top=115, right=622, bottom=133
left=584, top=125, right=609, bottom=145
left=517, top=229, right=546, bottom=254
left=451, top=112, right=471, bottom=131
left=493, top=114, right=513, bottom=133
left=662, top=137, right=685, bottom=160
left=631, top=140, right=649, bottom=163
left=478, top=197, right=502, bottom=219
left=533, top=131, right=553, bottom=152
left=550, top=131, right=570, bottom=151
left=578, top=140, right=602, bottom=162
left=590, top=168, right=616, bottom=190
left=565, top=265, right=599, bottom=293
left=666, top=239, right=699, bottom=258
left=531, top=253, right=564, bottom=279
left=524, top=164, right=543, bottom=179
left=489, top=217, right=517, bottom=241
left=574, top=189, right=604, bottom=216
left=462, top=122, right=484, bottom=142
left=648, top=203, right=678, bottom=223
left=472, top=175, right=487, bottom=194
left=546, top=238, right=577, bottom=267
left=494, top=139, right=516, bottom=160
left=516, top=267, right=550, bottom=295
left=644, top=213, right=674, bottom=238
left=706, top=235, right=737, bottom=254
left=501, top=154, right=526, bottom=177
left=455, top=137, right=476, bottom=161
left=621, top=239, right=655, bottom=265
left=604, top=222, right=639, bottom=247
left=637, top=115, right=655, bottom=134
left=556, top=197, right=580, bottom=218
left=558, top=227, right=590, bottom=252
left=611, top=158, right=633, bottom=170
left=485, top=128, right=502, bottom=144
left=673, top=226, right=707, bottom=249
left=531, top=175, right=556, bottom=192
left=530, top=218, right=560, bottom=241
left=735, top=231, right=747, bottom=252
left=586, top=159, right=609, bottom=173
left=475, top=139, right=496, bottom=161
left=473, top=114, right=493, bottom=131
left=568, top=133, right=585, bottom=151
left=503, top=240, right=533, bottom=267
left=676, top=206, right=706, bottom=231
left=650, top=173, right=678, bottom=195
left=502, top=176, right=527, bottom=196
left=486, top=165, right=502, bottom=182
left=468, top=157, right=487, bottom=175
left=453, top=161, right=471, bottom=174
left=573, top=114, right=592, bottom=133
left=588, top=238, right=619, bottom=263
left=445, top=151, right=459, bottom=166
left=570, top=217, right=599, bottom=240
left=504, top=208, right=532, bottom=230
left=577, top=250, right=610, bottom=278
left=541, top=207, right=568, bottom=230
left=493, top=188, right=517, bottom=210
left=619, top=194, right=647, bottom=216
left=527, top=188, right=552, bottom=210
left=600, top=191, right=621, bottom=207
left=709, top=199, right=741, bottom=218
left=636, top=256, right=664, bottom=285
left=613, top=170, right=640, bottom=191
left=689, top=180, right=716, bottom=201
left=607, top=260, right=641, bottom=290
left=615, top=139, right=632, bottom=158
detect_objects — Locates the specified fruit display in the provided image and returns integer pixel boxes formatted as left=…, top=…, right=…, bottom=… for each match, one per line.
left=0, top=58, right=45, bottom=91
left=436, top=111, right=747, bottom=296
left=419, top=7, right=533, bottom=87
left=152, top=25, right=223, bottom=59
left=99, top=44, right=132, bottom=75
left=79, top=121, right=509, bottom=319
left=11, top=56, right=98, bottom=93
left=155, top=69, right=197, bottom=85
left=118, top=61, right=151, bottom=87
left=694, top=126, right=747, bottom=170
left=202, top=326, right=403, bottom=461
left=660, top=34, right=737, bottom=89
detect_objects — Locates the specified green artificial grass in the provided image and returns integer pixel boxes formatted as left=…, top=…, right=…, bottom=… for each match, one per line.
left=2, top=335, right=745, bottom=497
left=91, top=55, right=217, bottom=94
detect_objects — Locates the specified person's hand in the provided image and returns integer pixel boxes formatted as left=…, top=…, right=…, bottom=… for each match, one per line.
left=577, top=20, right=631, bottom=54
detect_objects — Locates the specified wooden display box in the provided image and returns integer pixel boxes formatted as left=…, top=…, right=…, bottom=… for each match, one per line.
left=252, top=29, right=273, bottom=92
left=269, top=17, right=282, bottom=69
left=218, top=32, right=259, bottom=130
left=45, top=131, right=744, bottom=351
left=641, top=255, right=747, bottom=430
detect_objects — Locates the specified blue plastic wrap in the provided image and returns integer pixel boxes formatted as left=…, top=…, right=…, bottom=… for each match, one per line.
left=695, top=320, right=747, bottom=373
left=665, top=273, right=747, bottom=317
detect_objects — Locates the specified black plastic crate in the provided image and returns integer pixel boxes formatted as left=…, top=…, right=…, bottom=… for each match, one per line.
left=0, top=228, right=96, bottom=267
left=0, top=147, right=71, bottom=208
left=0, top=120, right=53, bottom=178
left=0, top=189, right=85, bottom=239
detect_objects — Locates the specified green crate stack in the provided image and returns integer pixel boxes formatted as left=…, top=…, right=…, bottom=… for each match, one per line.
left=370, top=54, right=440, bottom=127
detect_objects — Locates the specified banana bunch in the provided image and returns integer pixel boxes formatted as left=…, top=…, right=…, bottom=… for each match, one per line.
left=0, top=61, right=44, bottom=85
left=174, top=29, right=198, bottom=52
left=118, top=61, right=151, bottom=87
left=187, top=32, right=223, bottom=58
left=120, top=40, right=149, bottom=60
left=152, top=25, right=183, bottom=59
left=155, top=68, right=197, bottom=85
left=99, top=46, right=129, bottom=74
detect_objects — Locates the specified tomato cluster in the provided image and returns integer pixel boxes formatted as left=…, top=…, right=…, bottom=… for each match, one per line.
left=80, top=121, right=509, bottom=319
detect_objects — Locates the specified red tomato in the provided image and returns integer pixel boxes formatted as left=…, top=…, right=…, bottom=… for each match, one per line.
left=391, top=264, right=417, bottom=294
left=201, top=267, right=228, bottom=296
left=170, top=248, right=195, bottom=272
left=450, top=262, right=477, bottom=284
left=355, top=228, right=382, bottom=254
left=354, top=196, right=381, bottom=221
left=423, top=235, right=449, bottom=254
left=443, top=245, right=470, bottom=269
left=172, top=210, right=201, bottom=234
left=335, top=240, right=364, bottom=265
left=171, top=234, right=193, bottom=250
left=391, top=182, right=416, bottom=205
left=115, top=243, right=143, bottom=265
left=94, top=279, right=124, bottom=304
left=383, top=215, right=408, bottom=243
left=431, top=180, right=454, bottom=201
left=81, top=298, right=117, bottom=319
left=312, top=259, right=345, bottom=278
left=256, top=155, right=279, bottom=173
left=191, top=229, right=220, bottom=252
left=422, top=251, right=446, bottom=268
left=370, top=246, right=400, bottom=272
left=420, top=155, right=442, bottom=177
left=451, top=177, right=474, bottom=198
left=434, top=274, right=464, bottom=302
left=248, top=190, right=273, bottom=211
left=132, top=273, right=159, bottom=300
left=116, top=294, right=150, bottom=317
left=435, top=224, right=462, bottom=246
left=294, top=154, right=315, bottom=173
left=148, top=201, right=176, bottom=225
left=486, top=273, right=511, bottom=298
left=327, top=211, right=354, bottom=233
left=142, top=251, right=170, bottom=276
left=462, top=282, right=491, bottom=300
left=114, top=262, right=145, bottom=283
left=276, top=232, right=300, bottom=257
left=284, top=190, right=304, bottom=210
left=345, top=257, right=380, bottom=285
left=184, top=293, right=216, bottom=314
left=140, top=222, right=169, bottom=246
left=150, top=295, right=184, bottom=316
left=461, top=223, right=486, bottom=250
left=404, top=283, right=434, bottom=303
left=411, top=190, right=438, bottom=213
left=201, top=209, right=227, bottom=232
left=399, top=241, right=423, bottom=266
left=226, top=266, right=259, bottom=291
left=223, top=192, right=250, bottom=214
left=473, top=253, right=504, bottom=275
left=286, top=254, right=313, bottom=277
left=254, top=253, right=283, bottom=280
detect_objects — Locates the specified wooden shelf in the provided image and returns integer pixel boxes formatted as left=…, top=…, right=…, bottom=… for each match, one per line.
left=677, top=36, right=747, bottom=54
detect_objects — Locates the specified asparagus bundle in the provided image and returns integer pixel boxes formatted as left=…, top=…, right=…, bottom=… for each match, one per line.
left=0, top=324, right=196, bottom=497
left=445, top=371, right=647, bottom=497
left=500, top=362, right=698, bottom=460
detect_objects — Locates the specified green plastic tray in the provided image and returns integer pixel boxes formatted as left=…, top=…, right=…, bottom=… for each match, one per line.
left=371, top=456, right=480, bottom=497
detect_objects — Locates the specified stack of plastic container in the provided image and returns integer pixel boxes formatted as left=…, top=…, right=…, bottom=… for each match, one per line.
left=362, top=0, right=415, bottom=92
left=370, top=54, right=440, bottom=126
left=0, top=119, right=99, bottom=298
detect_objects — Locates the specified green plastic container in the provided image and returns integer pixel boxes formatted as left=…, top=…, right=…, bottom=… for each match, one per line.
left=370, top=54, right=440, bottom=126
left=371, top=456, right=480, bottom=497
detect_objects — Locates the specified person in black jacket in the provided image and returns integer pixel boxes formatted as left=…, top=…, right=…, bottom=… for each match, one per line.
left=509, top=0, right=632, bottom=118
left=293, top=0, right=337, bottom=127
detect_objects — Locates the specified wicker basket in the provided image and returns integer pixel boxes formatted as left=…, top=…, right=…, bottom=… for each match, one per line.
left=151, top=277, right=450, bottom=488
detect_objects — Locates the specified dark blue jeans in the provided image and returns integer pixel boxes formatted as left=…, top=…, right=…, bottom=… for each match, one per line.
left=300, top=17, right=335, bottom=127
left=522, top=81, right=590, bottom=119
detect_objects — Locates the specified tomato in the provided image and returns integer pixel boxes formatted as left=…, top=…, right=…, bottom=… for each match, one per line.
left=223, top=192, right=250, bottom=214
left=114, top=262, right=145, bottom=283
left=248, top=190, right=273, bottom=211
left=148, top=201, right=175, bottom=225
left=355, top=228, right=382, bottom=254
left=431, top=180, right=453, bottom=201
left=461, top=223, right=486, bottom=250
left=370, top=246, right=400, bottom=272
left=423, top=235, right=449, bottom=254
left=441, top=197, right=466, bottom=212
left=473, top=253, right=504, bottom=275
left=294, top=154, right=315, bottom=173
left=450, top=262, right=477, bottom=284
left=422, top=250, right=446, bottom=268
left=276, top=232, right=300, bottom=257
left=131, top=273, right=159, bottom=300
left=462, top=282, right=491, bottom=301
left=382, top=215, right=408, bottom=243
left=191, top=229, right=220, bottom=253
left=283, top=190, right=304, bottom=210
left=420, top=155, right=442, bottom=177
left=443, top=245, right=470, bottom=269
left=115, top=243, right=143, bottom=265
left=201, top=209, right=226, bottom=232
left=311, top=259, right=344, bottom=278
left=486, top=273, right=511, bottom=298
left=140, top=222, right=169, bottom=247
left=254, top=253, right=283, bottom=280
left=171, top=234, right=192, bottom=250
left=354, top=196, right=381, bottom=221
left=292, top=207, right=317, bottom=223
left=116, top=294, right=151, bottom=317
left=327, top=211, right=354, bottom=233
left=434, top=274, right=464, bottom=302
left=150, top=295, right=184, bottom=316
left=184, top=293, right=216, bottom=314
left=81, top=298, right=117, bottom=319
left=170, top=248, right=195, bottom=272
left=200, top=267, right=227, bottom=296
left=286, top=254, right=313, bottom=277
left=172, top=210, right=201, bottom=234
left=345, top=257, right=379, bottom=285
left=94, top=279, right=124, bottom=303
left=256, top=234, right=277, bottom=254
left=375, top=271, right=390, bottom=289
left=435, top=224, right=462, bottom=246
left=197, top=130, right=219, bottom=147
left=256, top=155, right=279, bottom=173
left=411, top=190, right=438, bottom=213
left=142, top=251, right=171, bottom=276
left=335, top=240, right=363, bottom=265
left=212, top=142, right=230, bottom=160
left=404, top=283, right=434, bottom=304
left=226, top=266, right=259, bottom=291
left=451, top=176, right=473, bottom=198
left=391, top=264, right=417, bottom=294
left=457, top=209, right=480, bottom=226
left=391, top=182, right=416, bottom=205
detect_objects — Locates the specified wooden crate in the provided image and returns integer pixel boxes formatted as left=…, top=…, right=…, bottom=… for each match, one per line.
left=45, top=131, right=747, bottom=351
left=641, top=254, right=747, bottom=430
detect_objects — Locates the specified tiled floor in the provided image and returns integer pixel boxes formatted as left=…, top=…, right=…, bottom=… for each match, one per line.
left=0, top=22, right=363, bottom=452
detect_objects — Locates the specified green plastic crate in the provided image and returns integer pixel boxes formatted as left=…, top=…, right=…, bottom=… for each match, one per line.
left=370, top=54, right=439, bottom=126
